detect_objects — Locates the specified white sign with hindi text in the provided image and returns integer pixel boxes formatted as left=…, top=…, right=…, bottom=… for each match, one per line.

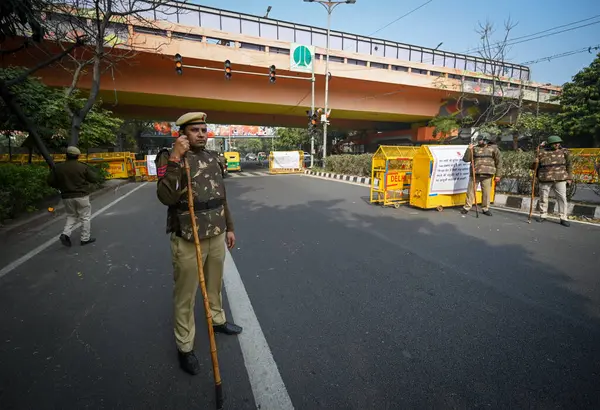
left=429, top=145, right=477, bottom=194
left=146, top=154, right=157, bottom=176
left=272, top=151, right=301, bottom=169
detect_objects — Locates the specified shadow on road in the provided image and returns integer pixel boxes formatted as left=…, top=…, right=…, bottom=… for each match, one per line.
left=0, top=184, right=255, bottom=410
left=226, top=178, right=600, bottom=409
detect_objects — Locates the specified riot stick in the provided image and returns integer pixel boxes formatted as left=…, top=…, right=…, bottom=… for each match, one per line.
left=470, top=144, right=479, bottom=218
left=528, top=142, right=544, bottom=223
left=183, top=155, right=224, bottom=410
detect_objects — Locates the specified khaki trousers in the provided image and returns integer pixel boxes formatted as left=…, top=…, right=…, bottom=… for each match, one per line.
left=539, top=181, right=568, bottom=220
left=62, top=196, right=92, bottom=241
left=464, top=175, right=493, bottom=212
left=170, top=232, right=226, bottom=353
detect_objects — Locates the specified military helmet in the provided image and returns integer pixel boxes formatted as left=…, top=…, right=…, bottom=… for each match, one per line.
left=547, top=135, right=563, bottom=144
left=477, top=134, right=491, bottom=143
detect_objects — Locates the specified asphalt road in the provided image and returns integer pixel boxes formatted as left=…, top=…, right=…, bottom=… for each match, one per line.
left=1, top=174, right=599, bottom=409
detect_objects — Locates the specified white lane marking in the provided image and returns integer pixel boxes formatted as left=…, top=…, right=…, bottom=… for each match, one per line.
left=0, top=183, right=148, bottom=279
left=223, top=250, right=294, bottom=410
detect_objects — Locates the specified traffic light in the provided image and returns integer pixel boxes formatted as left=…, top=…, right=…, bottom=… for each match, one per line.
left=269, top=65, right=276, bottom=83
left=175, top=53, right=183, bottom=75
left=224, top=60, right=232, bottom=80
left=308, top=110, right=318, bottom=129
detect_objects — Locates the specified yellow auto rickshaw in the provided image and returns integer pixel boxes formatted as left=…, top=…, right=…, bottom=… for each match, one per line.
left=225, top=151, right=241, bottom=172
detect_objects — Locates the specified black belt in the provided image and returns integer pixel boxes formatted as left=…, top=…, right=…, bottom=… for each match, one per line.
left=178, top=198, right=225, bottom=212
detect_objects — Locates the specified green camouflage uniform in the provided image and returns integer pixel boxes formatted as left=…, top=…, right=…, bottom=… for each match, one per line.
left=535, top=147, right=573, bottom=183
left=532, top=147, right=573, bottom=220
left=156, top=147, right=234, bottom=353
left=462, top=144, right=502, bottom=212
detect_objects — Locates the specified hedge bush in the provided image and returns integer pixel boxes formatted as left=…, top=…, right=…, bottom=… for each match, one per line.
left=0, top=162, right=109, bottom=222
left=324, top=154, right=373, bottom=177
left=322, top=150, right=599, bottom=201
left=0, top=164, right=57, bottom=222
left=89, top=162, right=110, bottom=182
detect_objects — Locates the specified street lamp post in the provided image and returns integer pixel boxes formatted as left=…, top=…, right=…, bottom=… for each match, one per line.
left=304, top=0, right=356, bottom=161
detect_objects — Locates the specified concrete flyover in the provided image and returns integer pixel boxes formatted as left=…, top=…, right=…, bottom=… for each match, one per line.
left=4, top=1, right=561, bottom=139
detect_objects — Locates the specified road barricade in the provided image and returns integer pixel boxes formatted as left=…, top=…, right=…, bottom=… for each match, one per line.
left=0, top=152, right=136, bottom=179
left=369, top=146, right=420, bottom=208
left=570, top=148, right=600, bottom=183
left=133, top=155, right=158, bottom=182
left=409, top=145, right=495, bottom=211
left=269, top=151, right=304, bottom=174
left=85, top=152, right=133, bottom=179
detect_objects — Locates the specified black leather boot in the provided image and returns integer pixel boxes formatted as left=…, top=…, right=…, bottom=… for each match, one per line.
left=178, top=350, right=201, bottom=375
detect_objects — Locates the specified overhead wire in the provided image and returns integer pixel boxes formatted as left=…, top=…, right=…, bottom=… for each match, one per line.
left=421, top=19, right=600, bottom=65
left=461, top=14, right=600, bottom=55
left=520, top=44, right=600, bottom=65
left=368, top=0, right=433, bottom=37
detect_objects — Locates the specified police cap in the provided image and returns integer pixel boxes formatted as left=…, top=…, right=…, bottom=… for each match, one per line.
left=175, top=112, right=207, bottom=127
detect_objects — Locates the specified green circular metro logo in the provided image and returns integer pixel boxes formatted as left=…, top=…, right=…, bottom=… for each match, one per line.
left=293, top=45, right=312, bottom=67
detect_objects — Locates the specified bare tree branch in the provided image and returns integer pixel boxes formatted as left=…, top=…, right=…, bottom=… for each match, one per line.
left=43, top=0, right=188, bottom=145
left=6, top=37, right=85, bottom=86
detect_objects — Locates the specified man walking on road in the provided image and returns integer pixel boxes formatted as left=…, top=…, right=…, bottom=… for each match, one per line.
left=155, top=112, right=242, bottom=376
left=532, top=135, right=572, bottom=227
left=47, top=146, right=98, bottom=246
left=462, top=135, right=502, bottom=216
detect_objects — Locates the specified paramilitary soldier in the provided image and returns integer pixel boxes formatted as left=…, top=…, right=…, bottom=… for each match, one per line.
left=156, top=112, right=242, bottom=376
left=461, top=135, right=502, bottom=216
left=531, top=135, right=573, bottom=227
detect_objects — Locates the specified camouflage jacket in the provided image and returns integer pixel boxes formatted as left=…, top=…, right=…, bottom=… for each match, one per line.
left=206, top=149, right=227, bottom=177
left=463, top=144, right=502, bottom=177
left=532, top=147, right=573, bottom=182
left=156, top=148, right=234, bottom=241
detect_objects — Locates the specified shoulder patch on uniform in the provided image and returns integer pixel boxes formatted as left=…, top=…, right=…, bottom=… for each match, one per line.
left=155, top=149, right=171, bottom=177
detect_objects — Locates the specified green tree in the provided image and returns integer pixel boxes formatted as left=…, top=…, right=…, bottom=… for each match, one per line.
left=77, top=103, right=123, bottom=150
left=0, top=67, right=70, bottom=149
left=48, top=0, right=179, bottom=146
left=511, top=112, right=561, bottom=148
left=428, top=114, right=462, bottom=142
left=117, top=119, right=154, bottom=152
left=245, top=138, right=264, bottom=153
left=555, top=53, right=600, bottom=147
left=0, top=0, right=85, bottom=168
left=1, top=67, right=123, bottom=155
left=275, top=128, right=310, bottom=151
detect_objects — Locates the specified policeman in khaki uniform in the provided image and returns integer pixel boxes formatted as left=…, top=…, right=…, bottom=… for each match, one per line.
left=156, top=112, right=242, bottom=376
left=461, top=135, right=502, bottom=216
left=532, top=135, right=573, bottom=227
